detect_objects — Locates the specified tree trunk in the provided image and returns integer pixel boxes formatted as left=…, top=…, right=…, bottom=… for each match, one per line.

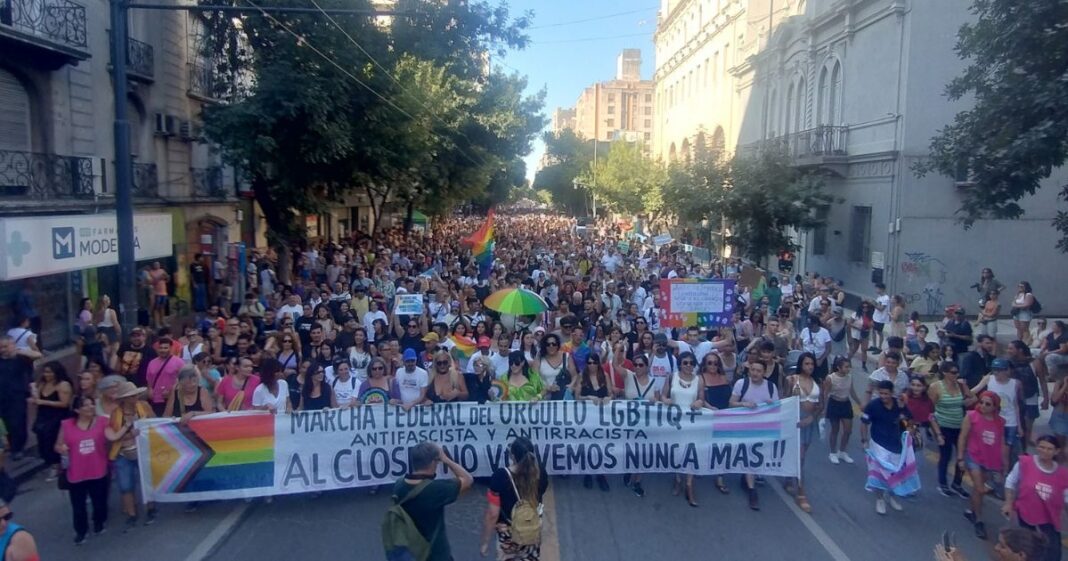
left=252, top=176, right=295, bottom=285
left=404, top=199, right=415, bottom=232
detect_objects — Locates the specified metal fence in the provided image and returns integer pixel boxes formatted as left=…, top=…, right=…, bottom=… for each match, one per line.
left=0, top=150, right=94, bottom=198
left=2, top=0, right=88, bottom=49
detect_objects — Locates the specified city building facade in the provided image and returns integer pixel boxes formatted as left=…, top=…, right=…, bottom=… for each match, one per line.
left=655, top=0, right=1067, bottom=315
left=555, top=49, right=655, bottom=147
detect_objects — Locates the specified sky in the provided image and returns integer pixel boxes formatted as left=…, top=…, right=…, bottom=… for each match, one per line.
left=496, top=0, right=659, bottom=182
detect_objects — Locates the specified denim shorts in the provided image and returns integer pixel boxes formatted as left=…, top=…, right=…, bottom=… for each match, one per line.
left=1051, top=411, right=1068, bottom=436
left=964, top=453, right=1000, bottom=475
left=1004, top=426, right=1021, bottom=450
left=113, top=455, right=139, bottom=493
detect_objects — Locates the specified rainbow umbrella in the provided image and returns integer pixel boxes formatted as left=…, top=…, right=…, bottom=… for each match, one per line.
left=483, top=288, right=548, bottom=316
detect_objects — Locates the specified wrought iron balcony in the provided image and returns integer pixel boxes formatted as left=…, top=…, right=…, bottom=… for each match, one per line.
left=188, top=60, right=216, bottom=101
left=191, top=166, right=228, bottom=198
left=740, top=126, right=849, bottom=175
left=132, top=162, right=158, bottom=198
left=0, top=0, right=88, bottom=51
left=0, top=150, right=94, bottom=198
left=126, top=37, right=154, bottom=82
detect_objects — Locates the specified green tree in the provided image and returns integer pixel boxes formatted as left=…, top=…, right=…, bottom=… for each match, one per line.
left=662, top=131, right=729, bottom=225
left=721, top=148, right=835, bottom=263
left=532, top=130, right=606, bottom=215
left=578, top=142, right=668, bottom=227
left=915, top=0, right=1068, bottom=251
left=199, top=0, right=542, bottom=279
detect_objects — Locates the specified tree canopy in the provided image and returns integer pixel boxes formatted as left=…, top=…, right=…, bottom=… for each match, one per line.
left=915, top=0, right=1068, bottom=251
left=531, top=130, right=606, bottom=215
left=198, top=0, right=545, bottom=255
left=579, top=142, right=667, bottom=226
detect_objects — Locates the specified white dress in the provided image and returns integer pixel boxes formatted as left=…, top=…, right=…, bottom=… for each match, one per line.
left=669, top=373, right=700, bottom=410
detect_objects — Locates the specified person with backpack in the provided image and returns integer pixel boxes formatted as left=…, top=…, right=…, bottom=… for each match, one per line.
left=479, top=437, right=548, bottom=560
left=383, top=441, right=473, bottom=561
left=730, top=361, right=778, bottom=511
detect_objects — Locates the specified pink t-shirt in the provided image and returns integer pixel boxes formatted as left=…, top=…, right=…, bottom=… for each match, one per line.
left=62, top=417, right=108, bottom=483
left=218, top=374, right=261, bottom=410
left=145, top=355, right=182, bottom=404
left=966, top=409, right=1004, bottom=471
left=1016, top=455, right=1068, bottom=530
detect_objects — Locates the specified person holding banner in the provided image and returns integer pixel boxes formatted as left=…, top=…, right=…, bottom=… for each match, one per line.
left=731, top=361, right=779, bottom=511
left=252, top=359, right=290, bottom=414
left=699, top=352, right=732, bottom=495
left=663, top=352, right=706, bottom=507
left=503, top=351, right=545, bottom=403
left=300, top=363, right=337, bottom=410
left=395, top=349, right=430, bottom=410
left=105, top=381, right=155, bottom=530
left=426, top=350, right=469, bottom=404
left=480, top=436, right=548, bottom=560
left=162, top=366, right=212, bottom=422
left=215, top=357, right=261, bottom=412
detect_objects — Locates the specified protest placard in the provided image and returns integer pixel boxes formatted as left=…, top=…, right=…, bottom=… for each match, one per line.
left=658, top=278, right=736, bottom=328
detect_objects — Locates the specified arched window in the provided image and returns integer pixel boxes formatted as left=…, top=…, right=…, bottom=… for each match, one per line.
left=766, top=88, right=778, bottom=138
left=829, top=61, right=842, bottom=126
left=0, top=68, right=31, bottom=152
left=795, top=76, right=807, bottom=131
left=816, top=66, right=829, bottom=125
left=784, top=82, right=795, bottom=136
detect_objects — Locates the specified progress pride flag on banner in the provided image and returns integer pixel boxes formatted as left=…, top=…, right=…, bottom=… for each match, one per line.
left=136, top=399, right=800, bottom=502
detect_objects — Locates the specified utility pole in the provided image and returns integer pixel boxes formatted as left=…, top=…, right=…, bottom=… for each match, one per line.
left=110, top=0, right=136, bottom=329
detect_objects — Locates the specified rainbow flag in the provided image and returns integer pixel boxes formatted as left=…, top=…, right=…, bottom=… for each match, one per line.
left=463, top=209, right=495, bottom=279
left=448, top=335, right=477, bottom=360
left=147, top=412, right=274, bottom=494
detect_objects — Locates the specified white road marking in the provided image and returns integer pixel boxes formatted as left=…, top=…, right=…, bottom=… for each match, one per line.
left=182, top=502, right=251, bottom=561
left=771, top=482, right=852, bottom=561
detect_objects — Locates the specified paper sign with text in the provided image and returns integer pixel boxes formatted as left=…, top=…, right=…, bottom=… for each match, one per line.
left=394, top=294, right=424, bottom=316
left=658, top=278, right=736, bottom=328
left=136, top=399, right=799, bottom=502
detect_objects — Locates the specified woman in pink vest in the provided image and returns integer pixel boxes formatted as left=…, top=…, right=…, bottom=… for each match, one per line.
left=957, top=390, right=1007, bottom=541
left=55, top=395, right=110, bottom=545
left=1003, top=435, right=1068, bottom=561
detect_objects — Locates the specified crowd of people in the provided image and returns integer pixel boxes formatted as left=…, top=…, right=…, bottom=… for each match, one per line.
left=1, top=211, right=1067, bottom=561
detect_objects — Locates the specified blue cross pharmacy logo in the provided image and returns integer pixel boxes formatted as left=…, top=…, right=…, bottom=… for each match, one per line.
left=6, top=231, right=31, bottom=266
left=52, top=227, right=75, bottom=259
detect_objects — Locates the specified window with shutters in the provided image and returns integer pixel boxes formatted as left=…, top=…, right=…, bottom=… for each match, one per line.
left=812, top=206, right=829, bottom=256
left=0, top=69, right=31, bottom=153
left=848, top=206, right=872, bottom=262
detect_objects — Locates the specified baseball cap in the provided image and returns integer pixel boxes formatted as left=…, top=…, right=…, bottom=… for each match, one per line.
left=533, top=325, right=546, bottom=334
left=992, top=358, right=1011, bottom=370
left=478, top=336, right=492, bottom=348
left=422, top=332, right=440, bottom=343
left=654, top=333, right=669, bottom=344
left=402, top=348, right=418, bottom=362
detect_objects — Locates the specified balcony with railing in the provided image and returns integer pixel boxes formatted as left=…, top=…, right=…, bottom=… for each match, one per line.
left=132, top=162, right=158, bottom=198
left=740, top=125, right=849, bottom=176
left=188, top=59, right=217, bottom=101
left=126, top=37, right=154, bottom=82
left=0, top=150, right=94, bottom=199
left=191, top=166, right=229, bottom=199
left=0, top=0, right=90, bottom=68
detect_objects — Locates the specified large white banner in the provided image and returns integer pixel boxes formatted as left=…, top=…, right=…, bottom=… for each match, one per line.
left=0, top=213, right=172, bottom=280
left=137, top=399, right=800, bottom=503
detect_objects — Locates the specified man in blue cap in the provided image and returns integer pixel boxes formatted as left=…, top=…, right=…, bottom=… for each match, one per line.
left=395, top=348, right=429, bottom=410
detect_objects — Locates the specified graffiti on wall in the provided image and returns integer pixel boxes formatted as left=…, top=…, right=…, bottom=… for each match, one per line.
left=900, top=252, right=948, bottom=315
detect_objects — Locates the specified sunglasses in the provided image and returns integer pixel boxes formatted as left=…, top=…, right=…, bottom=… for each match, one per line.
left=546, top=341, right=559, bottom=347
left=680, top=360, right=695, bottom=366
left=634, top=362, right=647, bottom=367
left=283, top=339, right=293, bottom=343
left=0, top=512, right=11, bottom=522
left=435, top=360, right=450, bottom=366
left=408, top=324, right=418, bottom=328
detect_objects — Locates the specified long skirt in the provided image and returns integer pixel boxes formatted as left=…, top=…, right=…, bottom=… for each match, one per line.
left=496, top=523, right=540, bottom=561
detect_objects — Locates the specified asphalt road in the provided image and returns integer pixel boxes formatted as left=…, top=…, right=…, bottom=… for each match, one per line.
left=17, top=355, right=1044, bottom=561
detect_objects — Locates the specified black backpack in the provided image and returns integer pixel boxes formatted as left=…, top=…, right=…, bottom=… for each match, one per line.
left=738, top=376, right=777, bottom=402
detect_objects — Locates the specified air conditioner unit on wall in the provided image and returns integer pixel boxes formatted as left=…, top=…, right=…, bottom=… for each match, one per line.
left=178, top=120, right=197, bottom=141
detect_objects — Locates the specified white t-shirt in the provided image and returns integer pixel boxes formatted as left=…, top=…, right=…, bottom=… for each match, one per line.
left=799, top=327, right=832, bottom=357
left=649, top=353, right=676, bottom=392
left=394, top=366, right=429, bottom=405
left=331, top=376, right=359, bottom=407
left=868, top=368, right=909, bottom=397
left=489, top=351, right=510, bottom=379
left=600, top=253, right=622, bottom=273
left=873, top=294, right=891, bottom=324
left=732, top=378, right=779, bottom=404
left=6, top=327, right=35, bottom=352
left=676, top=340, right=714, bottom=365
left=252, top=380, right=289, bottom=413
left=987, top=376, right=1020, bottom=428
left=277, top=304, right=303, bottom=323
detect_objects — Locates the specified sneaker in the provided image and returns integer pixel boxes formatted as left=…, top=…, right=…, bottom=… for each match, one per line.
left=597, top=476, right=610, bottom=492
left=975, top=522, right=987, bottom=540
left=938, top=485, right=956, bottom=497
left=144, top=509, right=157, bottom=526
left=829, top=453, right=840, bottom=465
left=838, top=452, right=855, bottom=464
left=123, top=516, right=137, bottom=533
left=74, top=533, right=86, bottom=546
left=45, top=468, right=59, bottom=482
left=755, top=475, right=767, bottom=486
left=631, top=482, right=645, bottom=498
left=888, top=496, right=903, bottom=511
left=952, top=484, right=971, bottom=499
left=964, top=510, right=977, bottom=524
left=748, top=489, right=760, bottom=511
left=876, top=499, right=887, bottom=515
left=93, top=524, right=106, bottom=536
